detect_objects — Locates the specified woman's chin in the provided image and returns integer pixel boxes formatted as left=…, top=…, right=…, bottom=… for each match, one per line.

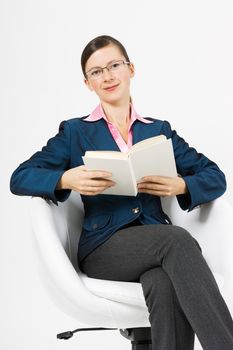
left=101, top=92, right=129, bottom=105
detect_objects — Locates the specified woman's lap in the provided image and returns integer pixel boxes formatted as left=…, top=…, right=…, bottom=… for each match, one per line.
left=80, top=224, right=199, bottom=282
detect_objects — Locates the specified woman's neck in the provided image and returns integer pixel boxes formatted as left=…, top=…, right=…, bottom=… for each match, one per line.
left=101, top=101, right=131, bottom=128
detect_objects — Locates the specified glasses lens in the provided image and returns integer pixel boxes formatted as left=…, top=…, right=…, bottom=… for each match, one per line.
left=89, top=68, right=102, bottom=79
left=108, top=61, right=123, bottom=71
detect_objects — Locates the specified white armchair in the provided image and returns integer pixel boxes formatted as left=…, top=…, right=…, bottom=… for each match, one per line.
left=28, top=192, right=233, bottom=349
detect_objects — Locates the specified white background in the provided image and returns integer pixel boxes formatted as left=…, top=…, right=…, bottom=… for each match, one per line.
left=1, top=0, right=233, bottom=349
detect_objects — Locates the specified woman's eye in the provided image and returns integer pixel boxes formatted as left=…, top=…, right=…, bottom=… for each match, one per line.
left=91, top=69, right=102, bottom=77
left=109, top=63, right=120, bottom=70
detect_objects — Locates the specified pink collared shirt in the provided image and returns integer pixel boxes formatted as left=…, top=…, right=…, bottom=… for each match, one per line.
left=84, top=104, right=153, bottom=152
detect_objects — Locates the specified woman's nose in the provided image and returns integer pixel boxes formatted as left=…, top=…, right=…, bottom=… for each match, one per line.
left=102, top=67, right=114, bottom=80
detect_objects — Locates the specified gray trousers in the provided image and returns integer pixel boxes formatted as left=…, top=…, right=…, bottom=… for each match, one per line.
left=80, top=223, right=233, bottom=350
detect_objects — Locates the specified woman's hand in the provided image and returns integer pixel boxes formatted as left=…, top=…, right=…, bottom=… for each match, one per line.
left=137, top=175, right=187, bottom=197
left=57, top=165, right=115, bottom=196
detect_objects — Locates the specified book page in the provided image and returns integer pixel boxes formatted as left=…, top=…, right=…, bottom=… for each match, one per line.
left=130, top=138, right=177, bottom=181
left=84, top=151, right=128, bottom=160
left=129, top=135, right=166, bottom=154
left=82, top=156, right=137, bottom=196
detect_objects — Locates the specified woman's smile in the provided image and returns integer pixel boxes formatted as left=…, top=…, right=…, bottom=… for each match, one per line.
left=104, top=83, right=120, bottom=92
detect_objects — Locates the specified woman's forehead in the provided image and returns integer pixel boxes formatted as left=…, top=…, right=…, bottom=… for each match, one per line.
left=85, top=45, right=124, bottom=69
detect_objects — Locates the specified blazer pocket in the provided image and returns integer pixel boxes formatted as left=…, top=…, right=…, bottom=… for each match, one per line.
left=83, top=214, right=112, bottom=232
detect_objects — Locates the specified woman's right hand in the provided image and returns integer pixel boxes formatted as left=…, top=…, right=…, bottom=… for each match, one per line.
left=56, top=165, right=115, bottom=195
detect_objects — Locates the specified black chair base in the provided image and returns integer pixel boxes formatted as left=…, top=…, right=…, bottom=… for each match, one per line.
left=57, top=326, right=152, bottom=349
left=131, top=342, right=152, bottom=350
left=120, top=327, right=152, bottom=349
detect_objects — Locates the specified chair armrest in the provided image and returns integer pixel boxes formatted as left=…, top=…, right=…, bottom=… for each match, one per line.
left=28, top=196, right=115, bottom=326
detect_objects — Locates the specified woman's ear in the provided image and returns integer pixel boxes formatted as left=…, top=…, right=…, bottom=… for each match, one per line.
left=84, top=78, right=94, bottom=91
left=129, top=62, right=135, bottom=78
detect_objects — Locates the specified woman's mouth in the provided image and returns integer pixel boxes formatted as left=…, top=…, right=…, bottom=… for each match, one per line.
left=104, top=84, right=119, bottom=92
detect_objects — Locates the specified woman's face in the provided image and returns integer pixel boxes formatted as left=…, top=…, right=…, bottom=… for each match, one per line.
left=84, top=44, right=135, bottom=105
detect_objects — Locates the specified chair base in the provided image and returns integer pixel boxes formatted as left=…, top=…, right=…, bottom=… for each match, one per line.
left=57, top=326, right=152, bottom=349
left=57, top=327, right=117, bottom=340
left=131, top=342, right=152, bottom=350
left=120, top=327, right=152, bottom=349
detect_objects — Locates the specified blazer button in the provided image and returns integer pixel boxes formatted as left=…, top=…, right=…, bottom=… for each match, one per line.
left=132, top=207, right=140, bottom=214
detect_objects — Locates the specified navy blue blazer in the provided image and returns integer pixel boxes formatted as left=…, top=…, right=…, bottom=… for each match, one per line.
left=10, top=117, right=226, bottom=263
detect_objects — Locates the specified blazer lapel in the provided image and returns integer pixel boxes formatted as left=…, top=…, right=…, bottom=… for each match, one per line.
left=132, top=119, right=159, bottom=144
left=79, top=119, right=120, bottom=151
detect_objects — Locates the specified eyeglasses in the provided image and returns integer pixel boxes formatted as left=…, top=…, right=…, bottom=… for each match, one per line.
left=85, top=60, right=130, bottom=80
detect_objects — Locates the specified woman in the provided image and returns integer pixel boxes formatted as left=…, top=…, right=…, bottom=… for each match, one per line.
left=10, top=35, right=233, bottom=350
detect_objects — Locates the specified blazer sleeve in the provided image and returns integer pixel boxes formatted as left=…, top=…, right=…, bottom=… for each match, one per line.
left=10, top=121, right=72, bottom=204
left=161, top=121, right=227, bottom=211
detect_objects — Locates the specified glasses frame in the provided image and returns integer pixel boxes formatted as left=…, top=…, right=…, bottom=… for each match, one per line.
left=85, top=60, right=131, bottom=80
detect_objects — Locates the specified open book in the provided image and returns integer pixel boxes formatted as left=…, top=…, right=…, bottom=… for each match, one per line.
left=82, top=135, right=177, bottom=196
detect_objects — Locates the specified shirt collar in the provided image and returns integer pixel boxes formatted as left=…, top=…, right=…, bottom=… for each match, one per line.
left=84, top=103, right=153, bottom=124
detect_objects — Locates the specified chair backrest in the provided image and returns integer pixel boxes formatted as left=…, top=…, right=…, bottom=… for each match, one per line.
left=162, top=196, right=233, bottom=273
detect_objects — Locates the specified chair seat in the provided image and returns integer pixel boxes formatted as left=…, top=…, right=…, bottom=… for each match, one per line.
left=80, top=271, right=224, bottom=308
left=80, top=272, right=146, bottom=307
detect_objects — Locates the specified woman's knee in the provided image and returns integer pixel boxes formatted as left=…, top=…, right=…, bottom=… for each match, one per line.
left=140, top=267, right=174, bottom=301
left=170, top=225, right=202, bottom=252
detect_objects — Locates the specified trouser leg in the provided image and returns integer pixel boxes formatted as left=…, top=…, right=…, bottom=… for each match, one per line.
left=159, top=226, right=233, bottom=350
left=140, top=267, right=194, bottom=350
left=80, top=224, right=233, bottom=350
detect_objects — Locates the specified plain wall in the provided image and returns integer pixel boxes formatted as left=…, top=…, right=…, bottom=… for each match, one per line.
left=1, top=0, right=233, bottom=349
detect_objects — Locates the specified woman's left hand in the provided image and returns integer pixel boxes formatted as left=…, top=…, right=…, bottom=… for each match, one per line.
left=137, top=175, right=187, bottom=197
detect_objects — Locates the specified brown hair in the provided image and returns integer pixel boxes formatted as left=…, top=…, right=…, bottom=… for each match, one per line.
left=81, top=35, right=130, bottom=78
